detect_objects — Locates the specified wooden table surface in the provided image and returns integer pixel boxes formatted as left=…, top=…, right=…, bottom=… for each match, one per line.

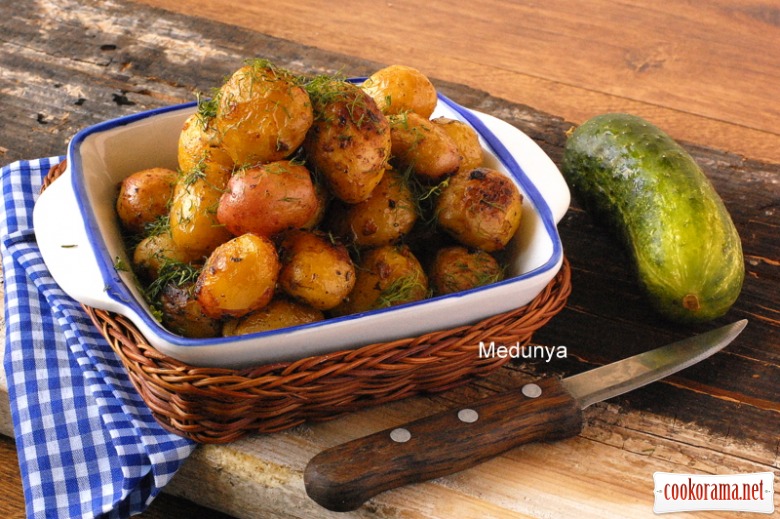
left=1, top=1, right=778, bottom=518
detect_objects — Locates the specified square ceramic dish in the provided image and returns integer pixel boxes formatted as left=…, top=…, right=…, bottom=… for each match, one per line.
left=33, top=89, right=570, bottom=368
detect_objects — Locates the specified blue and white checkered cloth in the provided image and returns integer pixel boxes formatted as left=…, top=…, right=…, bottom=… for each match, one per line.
left=1, top=157, right=196, bottom=519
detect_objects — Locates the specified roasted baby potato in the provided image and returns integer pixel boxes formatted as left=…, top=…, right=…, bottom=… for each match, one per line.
left=389, top=112, right=461, bottom=183
left=195, top=233, right=280, bottom=319
left=429, top=246, right=503, bottom=296
left=432, top=117, right=484, bottom=174
left=304, top=78, right=391, bottom=203
left=132, top=231, right=193, bottom=281
left=278, top=229, right=356, bottom=311
left=436, top=167, right=523, bottom=252
left=214, top=61, right=313, bottom=165
left=169, top=162, right=233, bottom=261
left=332, top=244, right=428, bottom=316
left=327, top=169, right=417, bottom=248
left=159, top=280, right=222, bottom=338
left=361, top=64, right=438, bottom=118
left=116, top=167, right=178, bottom=235
left=177, top=112, right=234, bottom=174
left=217, top=160, right=319, bottom=238
left=222, top=298, right=324, bottom=336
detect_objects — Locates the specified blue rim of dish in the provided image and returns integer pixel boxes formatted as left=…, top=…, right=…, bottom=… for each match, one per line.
left=67, top=88, right=564, bottom=349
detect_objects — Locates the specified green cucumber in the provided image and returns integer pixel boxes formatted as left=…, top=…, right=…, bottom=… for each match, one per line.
left=562, top=113, right=744, bottom=323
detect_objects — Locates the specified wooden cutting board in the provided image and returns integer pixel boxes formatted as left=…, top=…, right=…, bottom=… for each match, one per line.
left=0, top=1, right=777, bottom=517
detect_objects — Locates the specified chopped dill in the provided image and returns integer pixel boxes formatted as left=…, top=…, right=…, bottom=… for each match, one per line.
left=144, top=260, right=202, bottom=302
left=376, top=273, right=427, bottom=308
left=195, top=89, right=220, bottom=124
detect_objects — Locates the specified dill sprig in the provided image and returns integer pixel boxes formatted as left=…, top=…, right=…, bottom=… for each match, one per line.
left=195, top=89, right=220, bottom=125
left=144, top=260, right=202, bottom=302
left=376, top=273, right=428, bottom=308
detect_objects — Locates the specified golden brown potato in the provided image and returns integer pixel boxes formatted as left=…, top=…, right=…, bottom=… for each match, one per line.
left=389, top=112, right=461, bottom=183
left=116, top=167, right=178, bottom=235
left=278, top=229, right=356, bottom=311
left=304, top=79, right=391, bottom=203
left=361, top=65, right=438, bottom=118
left=327, top=169, right=417, bottom=248
left=331, top=244, right=428, bottom=316
left=195, top=233, right=280, bottom=319
left=177, top=112, right=234, bottom=174
left=214, top=61, right=313, bottom=165
left=132, top=232, right=193, bottom=281
left=217, top=160, right=318, bottom=238
left=222, top=298, right=324, bottom=336
left=429, top=246, right=504, bottom=296
left=432, top=117, right=483, bottom=174
left=159, top=281, right=222, bottom=338
left=169, top=162, right=233, bottom=261
left=436, top=167, right=523, bottom=252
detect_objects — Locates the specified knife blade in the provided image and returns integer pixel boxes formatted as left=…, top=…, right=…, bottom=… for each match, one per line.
left=304, top=320, right=747, bottom=512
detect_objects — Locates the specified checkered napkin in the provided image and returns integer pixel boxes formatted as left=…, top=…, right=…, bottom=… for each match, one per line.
left=1, top=158, right=196, bottom=519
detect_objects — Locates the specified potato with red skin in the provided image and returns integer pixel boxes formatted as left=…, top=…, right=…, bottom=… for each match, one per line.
left=195, top=233, right=280, bottom=319
left=222, top=298, right=324, bottom=336
left=217, top=160, right=318, bottom=238
left=116, top=167, right=178, bottom=234
left=429, top=246, right=503, bottom=296
left=361, top=65, right=438, bottom=118
left=214, top=62, right=313, bottom=166
left=327, top=169, right=417, bottom=248
left=389, top=112, right=461, bottom=183
left=436, top=167, right=523, bottom=252
left=304, top=79, right=391, bottom=203
left=278, top=230, right=356, bottom=311
left=432, top=117, right=483, bottom=174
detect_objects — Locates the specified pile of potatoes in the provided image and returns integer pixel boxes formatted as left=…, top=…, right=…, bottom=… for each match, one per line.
left=115, top=60, right=524, bottom=339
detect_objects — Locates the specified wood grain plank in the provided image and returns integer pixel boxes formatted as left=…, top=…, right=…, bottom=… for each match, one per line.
left=131, top=0, right=780, bottom=164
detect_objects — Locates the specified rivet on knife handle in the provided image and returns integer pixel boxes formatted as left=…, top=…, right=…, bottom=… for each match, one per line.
left=304, top=377, right=583, bottom=512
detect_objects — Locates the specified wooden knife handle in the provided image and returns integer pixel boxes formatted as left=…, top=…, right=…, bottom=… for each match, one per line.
left=304, top=377, right=583, bottom=511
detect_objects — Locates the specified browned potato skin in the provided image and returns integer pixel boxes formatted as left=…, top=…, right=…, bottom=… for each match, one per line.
left=429, top=246, right=503, bottom=296
left=361, top=65, right=438, bottom=118
left=215, top=63, right=313, bottom=166
left=278, top=230, right=356, bottom=311
left=222, top=298, right=324, bottom=336
left=177, top=113, right=234, bottom=174
left=159, top=281, right=222, bottom=338
left=389, top=112, right=461, bottom=183
left=116, top=167, right=178, bottom=235
left=436, top=167, right=523, bottom=252
left=301, top=181, right=330, bottom=230
left=328, top=169, right=417, bottom=248
left=304, top=80, right=391, bottom=204
left=195, top=233, right=280, bottom=319
left=217, top=160, right=318, bottom=238
left=169, top=162, right=233, bottom=261
left=132, top=232, right=193, bottom=281
left=331, top=244, right=428, bottom=316
left=432, top=117, right=484, bottom=174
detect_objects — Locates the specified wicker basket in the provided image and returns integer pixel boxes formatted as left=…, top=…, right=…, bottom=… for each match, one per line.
left=44, top=162, right=572, bottom=444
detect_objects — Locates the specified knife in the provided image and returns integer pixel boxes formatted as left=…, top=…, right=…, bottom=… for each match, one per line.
left=304, top=319, right=747, bottom=511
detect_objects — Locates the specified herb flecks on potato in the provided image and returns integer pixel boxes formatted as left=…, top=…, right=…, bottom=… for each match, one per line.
left=304, top=78, right=391, bottom=203
left=115, top=60, right=526, bottom=339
